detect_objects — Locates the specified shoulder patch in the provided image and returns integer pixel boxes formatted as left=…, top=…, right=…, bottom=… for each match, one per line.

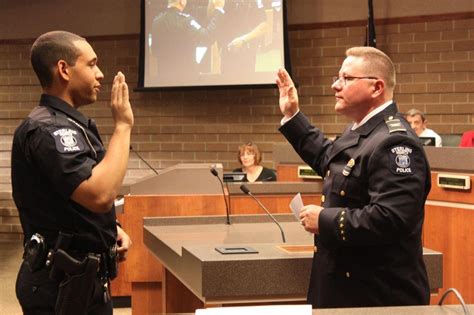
left=384, top=116, right=406, bottom=134
left=50, top=128, right=85, bottom=154
left=389, top=145, right=415, bottom=175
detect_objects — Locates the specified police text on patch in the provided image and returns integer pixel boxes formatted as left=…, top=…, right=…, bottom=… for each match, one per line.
left=53, top=129, right=81, bottom=152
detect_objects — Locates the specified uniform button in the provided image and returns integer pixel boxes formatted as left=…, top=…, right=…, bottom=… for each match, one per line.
left=342, top=236, right=346, bottom=241
left=326, top=170, right=330, bottom=177
left=339, top=223, right=344, bottom=228
left=340, top=190, right=345, bottom=196
left=346, top=272, right=350, bottom=278
left=321, top=195, right=325, bottom=203
left=339, top=217, right=344, bottom=222
left=340, top=230, right=344, bottom=235
left=341, top=210, right=346, bottom=215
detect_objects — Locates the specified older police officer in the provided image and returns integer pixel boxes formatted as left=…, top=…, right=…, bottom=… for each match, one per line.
left=277, top=47, right=430, bottom=308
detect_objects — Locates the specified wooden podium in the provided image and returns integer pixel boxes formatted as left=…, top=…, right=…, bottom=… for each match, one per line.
left=111, top=163, right=226, bottom=313
left=143, top=215, right=442, bottom=314
left=422, top=147, right=474, bottom=305
left=111, top=163, right=321, bottom=314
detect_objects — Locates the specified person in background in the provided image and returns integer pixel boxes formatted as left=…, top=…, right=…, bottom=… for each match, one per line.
left=151, top=0, right=225, bottom=82
left=233, top=142, right=277, bottom=182
left=208, top=0, right=268, bottom=76
left=276, top=46, right=430, bottom=308
left=12, top=31, right=132, bottom=314
left=405, top=108, right=442, bottom=147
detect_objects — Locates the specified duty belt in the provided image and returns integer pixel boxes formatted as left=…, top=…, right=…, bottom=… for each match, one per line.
left=23, top=232, right=118, bottom=280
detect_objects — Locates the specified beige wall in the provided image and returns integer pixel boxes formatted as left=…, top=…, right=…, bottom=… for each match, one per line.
left=0, top=0, right=139, bottom=39
left=287, top=0, right=474, bottom=24
left=1, top=0, right=474, bottom=39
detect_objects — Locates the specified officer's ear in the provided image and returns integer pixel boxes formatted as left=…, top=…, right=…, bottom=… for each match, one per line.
left=371, top=79, right=384, bottom=98
left=57, top=60, right=71, bottom=83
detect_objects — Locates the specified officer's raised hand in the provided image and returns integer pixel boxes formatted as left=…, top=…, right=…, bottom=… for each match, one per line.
left=276, top=68, right=299, bottom=119
left=71, top=71, right=134, bottom=214
left=110, top=71, right=134, bottom=128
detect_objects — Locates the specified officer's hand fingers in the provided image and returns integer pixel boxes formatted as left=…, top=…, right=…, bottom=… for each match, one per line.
left=116, top=71, right=124, bottom=83
left=121, top=80, right=129, bottom=107
left=118, top=236, right=131, bottom=252
left=116, top=81, right=123, bottom=107
left=278, top=68, right=289, bottom=85
left=111, top=75, right=118, bottom=106
left=298, top=210, right=306, bottom=220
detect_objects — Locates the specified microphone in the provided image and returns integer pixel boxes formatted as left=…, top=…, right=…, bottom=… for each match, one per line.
left=130, top=145, right=158, bottom=175
left=239, top=184, right=286, bottom=243
left=210, top=167, right=231, bottom=225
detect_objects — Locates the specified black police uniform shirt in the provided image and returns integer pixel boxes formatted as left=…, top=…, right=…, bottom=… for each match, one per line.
left=11, top=94, right=117, bottom=253
left=279, top=103, right=431, bottom=308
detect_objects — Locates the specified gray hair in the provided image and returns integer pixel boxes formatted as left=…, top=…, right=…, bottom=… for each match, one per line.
left=405, top=108, right=426, bottom=122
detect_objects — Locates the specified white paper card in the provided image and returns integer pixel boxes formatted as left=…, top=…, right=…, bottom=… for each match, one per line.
left=196, top=304, right=312, bottom=315
left=289, top=192, right=304, bottom=220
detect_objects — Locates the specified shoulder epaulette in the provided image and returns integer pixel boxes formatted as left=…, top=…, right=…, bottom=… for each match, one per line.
left=384, top=115, right=407, bottom=134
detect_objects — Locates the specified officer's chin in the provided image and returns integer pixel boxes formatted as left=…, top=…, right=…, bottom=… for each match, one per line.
left=86, top=93, right=98, bottom=104
left=334, top=103, right=345, bottom=114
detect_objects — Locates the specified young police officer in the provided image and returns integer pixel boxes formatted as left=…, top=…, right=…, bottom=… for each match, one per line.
left=12, top=31, right=133, bottom=314
left=277, top=47, right=430, bottom=308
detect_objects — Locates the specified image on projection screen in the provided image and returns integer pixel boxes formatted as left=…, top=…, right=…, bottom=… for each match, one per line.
left=142, top=0, right=287, bottom=88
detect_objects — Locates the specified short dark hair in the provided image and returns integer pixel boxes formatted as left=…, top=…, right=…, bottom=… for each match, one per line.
left=30, top=31, right=86, bottom=88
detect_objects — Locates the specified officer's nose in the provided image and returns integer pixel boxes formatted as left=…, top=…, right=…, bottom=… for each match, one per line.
left=96, top=67, right=104, bottom=81
left=332, top=81, right=342, bottom=92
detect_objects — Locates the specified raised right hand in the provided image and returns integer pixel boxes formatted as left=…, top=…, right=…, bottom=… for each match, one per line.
left=110, top=71, right=134, bottom=128
left=276, top=68, right=299, bottom=118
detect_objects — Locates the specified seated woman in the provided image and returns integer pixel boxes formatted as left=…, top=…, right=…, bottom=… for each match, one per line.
left=233, top=142, right=277, bottom=182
